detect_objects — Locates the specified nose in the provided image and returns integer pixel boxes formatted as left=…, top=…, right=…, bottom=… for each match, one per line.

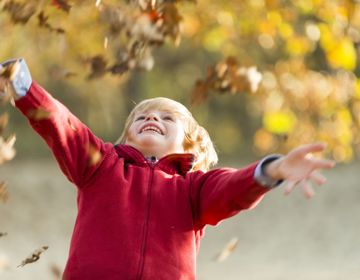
left=145, top=112, right=159, bottom=121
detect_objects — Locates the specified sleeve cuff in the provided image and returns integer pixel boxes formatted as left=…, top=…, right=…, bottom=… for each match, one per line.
left=1, top=58, right=32, bottom=99
left=254, top=154, right=284, bottom=188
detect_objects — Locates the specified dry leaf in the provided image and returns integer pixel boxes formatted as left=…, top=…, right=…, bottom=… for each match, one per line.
left=88, top=144, right=102, bottom=166
left=51, top=0, right=71, bottom=13
left=87, top=55, right=108, bottom=79
left=0, top=182, right=9, bottom=203
left=17, top=246, right=49, bottom=268
left=38, top=11, right=66, bottom=34
left=0, top=232, right=8, bottom=238
left=50, top=263, right=62, bottom=280
left=0, top=60, right=20, bottom=103
left=0, top=113, right=9, bottom=135
left=191, top=57, right=262, bottom=104
left=3, top=1, right=37, bottom=24
left=215, top=237, right=239, bottom=262
left=0, top=135, right=16, bottom=164
left=0, top=254, right=10, bottom=272
left=27, top=108, right=51, bottom=121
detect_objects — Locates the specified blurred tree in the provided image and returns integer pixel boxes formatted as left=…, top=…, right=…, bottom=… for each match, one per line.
left=0, top=0, right=359, bottom=162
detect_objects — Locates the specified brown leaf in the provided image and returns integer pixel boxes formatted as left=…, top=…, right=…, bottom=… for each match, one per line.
left=0, top=135, right=16, bottom=164
left=191, top=57, right=262, bottom=104
left=0, top=232, right=8, bottom=238
left=215, top=237, right=239, bottom=262
left=0, top=182, right=9, bottom=203
left=0, top=60, right=21, bottom=80
left=27, top=108, right=51, bottom=121
left=3, top=1, right=37, bottom=24
left=88, top=144, right=102, bottom=166
left=87, top=55, right=108, bottom=79
left=17, top=246, right=49, bottom=268
left=37, top=11, right=66, bottom=34
left=50, top=263, right=62, bottom=280
left=160, top=3, right=182, bottom=45
left=51, top=0, right=71, bottom=13
left=0, top=113, right=9, bottom=136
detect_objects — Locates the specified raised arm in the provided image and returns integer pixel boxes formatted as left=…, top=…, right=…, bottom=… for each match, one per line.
left=1, top=58, right=112, bottom=187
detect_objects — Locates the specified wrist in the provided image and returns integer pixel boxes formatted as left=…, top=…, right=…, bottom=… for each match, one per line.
left=264, top=157, right=283, bottom=180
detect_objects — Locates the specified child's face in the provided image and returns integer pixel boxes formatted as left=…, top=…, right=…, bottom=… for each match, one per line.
left=125, top=109, right=186, bottom=159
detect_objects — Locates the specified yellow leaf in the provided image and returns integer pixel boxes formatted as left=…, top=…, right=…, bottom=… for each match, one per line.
left=327, top=38, right=357, bottom=70
left=263, top=111, right=297, bottom=134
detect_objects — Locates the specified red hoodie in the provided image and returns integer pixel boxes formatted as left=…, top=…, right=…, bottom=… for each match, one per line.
left=15, top=81, right=270, bottom=280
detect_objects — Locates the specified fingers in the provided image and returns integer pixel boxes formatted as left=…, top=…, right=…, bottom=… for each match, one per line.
left=284, top=178, right=316, bottom=199
left=300, top=180, right=314, bottom=199
left=309, top=171, right=327, bottom=185
left=293, top=142, right=327, bottom=157
left=284, top=180, right=296, bottom=195
left=311, top=158, right=336, bottom=170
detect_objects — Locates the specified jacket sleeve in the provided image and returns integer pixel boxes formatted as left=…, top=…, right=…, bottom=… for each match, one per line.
left=15, top=81, right=112, bottom=187
left=189, top=162, right=271, bottom=228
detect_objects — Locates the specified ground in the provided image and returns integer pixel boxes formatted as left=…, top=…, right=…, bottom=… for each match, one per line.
left=0, top=158, right=359, bottom=280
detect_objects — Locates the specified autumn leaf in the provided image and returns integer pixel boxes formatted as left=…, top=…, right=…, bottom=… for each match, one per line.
left=88, top=144, right=102, bottom=166
left=51, top=0, right=71, bottom=13
left=87, top=55, right=108, bottom=79
left=215, top=237, right=239, bottom=262
left=50, top=263, right=62, bottom=280
left=0, top=113, right=9, bottom=136
left=17, top=246, right=49, bottom=268
left=0, top=181, right=9, bottom=203
left=3, top=1, right=37, bottom=24
left=191, top=57, right=262, bottom=104
left=27, top=108, right=52, bottom=121
left=37, top=11, right=65, bottom=34
left=0, top=135, right=16, bottom=164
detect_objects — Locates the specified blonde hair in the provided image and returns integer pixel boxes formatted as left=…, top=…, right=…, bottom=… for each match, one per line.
left=116, top=97, right=218, bottom=172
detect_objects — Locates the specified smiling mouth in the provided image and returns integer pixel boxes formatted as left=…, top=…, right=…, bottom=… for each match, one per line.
left=140, top=125, right=164, bottom=135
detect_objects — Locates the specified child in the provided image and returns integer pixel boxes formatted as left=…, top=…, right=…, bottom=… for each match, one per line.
left=1, top=58, right=335, bottom=280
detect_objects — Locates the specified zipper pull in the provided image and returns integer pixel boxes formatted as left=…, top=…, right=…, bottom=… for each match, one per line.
left=146, top=156, right=158, bottom=167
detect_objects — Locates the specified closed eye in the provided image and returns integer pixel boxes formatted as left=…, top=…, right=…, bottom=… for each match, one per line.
left=135, top=116, right=145, bottom=121
left=162, top=115, right=174, bottom=121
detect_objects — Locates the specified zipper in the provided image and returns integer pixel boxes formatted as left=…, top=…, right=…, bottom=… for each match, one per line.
left=136, top=158, right=156, bottom=280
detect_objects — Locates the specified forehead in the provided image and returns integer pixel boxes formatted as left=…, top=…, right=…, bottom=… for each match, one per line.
left=133, top=98, right=190, bottom=116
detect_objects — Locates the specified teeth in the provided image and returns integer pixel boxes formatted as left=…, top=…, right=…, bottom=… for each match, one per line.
left=141, top=126, right=162, bottom=134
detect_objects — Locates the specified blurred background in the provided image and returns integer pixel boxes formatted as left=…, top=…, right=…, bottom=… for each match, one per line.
left=0, top=0, right=360, bottom=279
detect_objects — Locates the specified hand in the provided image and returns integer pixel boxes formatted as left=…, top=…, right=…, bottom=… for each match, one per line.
left=264, top=142, right=336, bottom=198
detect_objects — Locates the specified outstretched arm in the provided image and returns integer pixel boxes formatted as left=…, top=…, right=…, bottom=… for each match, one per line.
left=1, top=58, right=112, bottom=187
left=264, top=142, right=336, bottom=198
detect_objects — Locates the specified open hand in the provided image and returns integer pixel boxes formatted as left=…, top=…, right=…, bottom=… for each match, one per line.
left=265, top=142, right=336, bottom=198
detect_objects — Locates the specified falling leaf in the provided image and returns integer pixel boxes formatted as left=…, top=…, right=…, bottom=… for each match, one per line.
left=37, top=11, right=66, bottom=34
left=27, top=108, right=51, bottom=121
left=0, top=182, right=9, bottom=203
left=50, top=263, right=62, bottom=280
left=17, top=246, right=49, bottom=268
left=87, top=55, right=108, bottom=79
left=191, top=57, right=262, bottom=104
left=0, top=113, right=9, bottom=135
left=0, top=135, right=16, bottom=164
left=0, top=232, right=8, bottom=238
left=215, top=237, right=239, bottom=262
left=0, top=254, right=10, bottom=272
left=3, top=1, right=37, bottom=24
left=88, top=144, right=102, bottom=166
left=51, top=0, right=71, bottom=13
